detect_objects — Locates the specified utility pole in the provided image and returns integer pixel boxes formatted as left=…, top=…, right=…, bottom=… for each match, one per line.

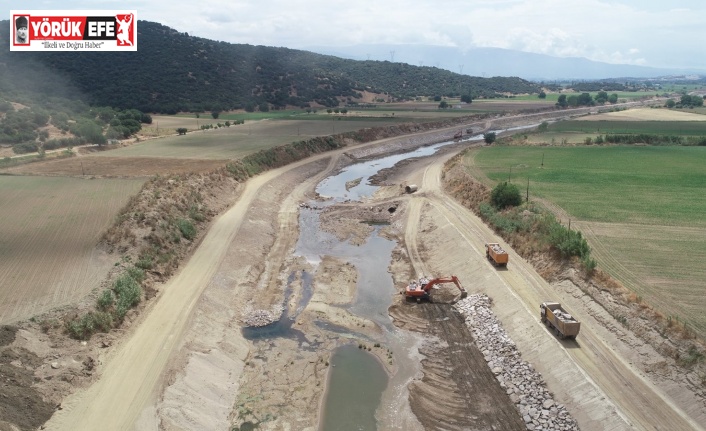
left=526, top=177, right=530, bottom=202
left=390, top=50, right=395, bottom=62
left=541, top=152, right=544, bottom=168
left=508, top=166, right=512, bottom=182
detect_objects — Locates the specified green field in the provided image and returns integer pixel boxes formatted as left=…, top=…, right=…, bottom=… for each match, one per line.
left=465, top=145, right=706, bottom=334
left=548, top=120, right=706, bottom=136
left=510, top=91, right=658, bottom=103
left=472, top=146, right=706, bottom=226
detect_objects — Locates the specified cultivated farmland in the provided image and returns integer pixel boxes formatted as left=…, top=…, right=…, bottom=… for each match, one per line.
left=104, top=118, right=412, bottom=159
left=0, top=176, right=145, bottom=323
left=578, top=107, right=706, bottom=122
left=466, top=144, right=706, bottom=334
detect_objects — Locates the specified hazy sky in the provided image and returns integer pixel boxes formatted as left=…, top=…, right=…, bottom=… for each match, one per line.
left=6, top=0, right=706, bottom=70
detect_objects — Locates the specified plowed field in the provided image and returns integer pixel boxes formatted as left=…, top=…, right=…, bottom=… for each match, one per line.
left=0, top=176, right=144, bottom=323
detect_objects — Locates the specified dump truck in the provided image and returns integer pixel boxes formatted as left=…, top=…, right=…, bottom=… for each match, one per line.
left=540, top=302, right=580, bottom=339
left=485, top=243, right=509, bottom=267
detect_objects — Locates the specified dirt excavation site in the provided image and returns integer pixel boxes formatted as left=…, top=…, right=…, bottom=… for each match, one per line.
left=2, top=112, right=706, bottom=431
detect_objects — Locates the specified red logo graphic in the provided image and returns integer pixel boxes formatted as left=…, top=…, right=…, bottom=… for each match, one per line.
left=10, top=10, right=137, bottom=52
left=115, top=13, right=134, bottom=46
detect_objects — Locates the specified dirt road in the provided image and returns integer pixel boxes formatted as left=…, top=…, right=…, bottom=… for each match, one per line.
left=42, top=105, right=704, bottom=430
left=396, top=150, right=705, bottom=430
left=42, top=123, right=481, bottom=430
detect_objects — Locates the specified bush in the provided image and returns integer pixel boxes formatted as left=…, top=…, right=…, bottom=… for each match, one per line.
left=65, top=311, right=114, bottom=340
left=113, top=273, right=142, bottom=314
left=177, top=218, right=196, bottom=240
left=484, top=132, right=497, bottom=144
left=582, top=255, right=597, bottom=273
left=479, top=203, right=529, bottom=234
left=490, top=182, right=522, bottom=209
left=126, top=266, right=145, bottom=283
left=545, top=219, right=590, bottom=258
left=135, top=254, right=153, bottom=270
left=97, top=289, right=115, bottom=310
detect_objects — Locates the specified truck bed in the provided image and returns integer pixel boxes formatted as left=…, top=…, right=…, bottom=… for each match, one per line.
left=486, top=243, right=509, bottom=266
left=541, top=302, right=580, bottom=339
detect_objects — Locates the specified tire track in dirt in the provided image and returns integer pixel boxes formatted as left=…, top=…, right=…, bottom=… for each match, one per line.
left=43, top=125, right=482, bottom=431
left=419, top=154, right=703, bottom=431
left=44, top=154, right=346, bottom=431
left=396, top=148, right=528, bottom=430
left=409, top=304, right=527, bottom=430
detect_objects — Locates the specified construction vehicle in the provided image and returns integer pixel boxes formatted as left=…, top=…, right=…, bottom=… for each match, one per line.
left=453, top=130, right=463, bottom=140
left=540, top=302, right=580, bottom=339
left=485, top=243, right=509, bottom=267
left=404, top=275, right=467, bottom=303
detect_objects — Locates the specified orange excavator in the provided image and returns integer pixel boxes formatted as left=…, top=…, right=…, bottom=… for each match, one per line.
left=404, top=275, right=467, bottom=303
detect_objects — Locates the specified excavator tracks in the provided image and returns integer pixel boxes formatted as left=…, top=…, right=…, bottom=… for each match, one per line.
left=396, top=302, right=526, bottom=430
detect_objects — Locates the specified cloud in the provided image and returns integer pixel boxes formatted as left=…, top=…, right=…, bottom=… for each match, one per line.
left=5, top=0, right=706, bottom=69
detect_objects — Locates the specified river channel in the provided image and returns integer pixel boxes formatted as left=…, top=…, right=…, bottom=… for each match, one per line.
left=307, top=139, right=483, bottom=431
left=245, top=126, right=533, bottom=429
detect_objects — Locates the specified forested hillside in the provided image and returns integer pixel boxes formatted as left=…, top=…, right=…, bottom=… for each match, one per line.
left=0, top=21, right=539, bottom=113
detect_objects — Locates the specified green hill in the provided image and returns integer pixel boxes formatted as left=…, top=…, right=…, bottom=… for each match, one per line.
left=0, top=20, right=539, bottom=113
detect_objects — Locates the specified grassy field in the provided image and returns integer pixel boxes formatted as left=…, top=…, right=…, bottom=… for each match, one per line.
left=548, top=120, right=706, bottom=136
left=110, top=118, right=423, bottom=159
left=511, top=91, right=659, bottom=103
left=472, top=145, right=706, bottom=225
left=0, top=176, right=145, bottom=324
left=464, top=144, right=706, bottom=334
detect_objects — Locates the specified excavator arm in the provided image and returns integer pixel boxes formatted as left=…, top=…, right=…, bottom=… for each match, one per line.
left=405, top=275, right=467, bottom=303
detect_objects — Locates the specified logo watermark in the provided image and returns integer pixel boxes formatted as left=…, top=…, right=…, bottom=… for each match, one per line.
left=10, top=10, right=137, bottom=51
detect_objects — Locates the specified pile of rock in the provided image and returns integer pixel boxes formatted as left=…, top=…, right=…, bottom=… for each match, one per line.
left=241, top=304, right=284, bottom=327
left=455, top=294, right=579, bottom=431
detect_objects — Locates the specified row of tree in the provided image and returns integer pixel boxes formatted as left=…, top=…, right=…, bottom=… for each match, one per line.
left=0, top=98, right=152, bottom=152
left=0, top=21, right=540, bottom=115
left=555, top=91, right=619, bottom=108
left=665, top=94, right=705, bottom=108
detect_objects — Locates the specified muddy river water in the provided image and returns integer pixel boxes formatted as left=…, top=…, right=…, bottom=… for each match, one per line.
left=305, top=141, right=468, bottom=430
left=247, top=129, right=530, bottom=429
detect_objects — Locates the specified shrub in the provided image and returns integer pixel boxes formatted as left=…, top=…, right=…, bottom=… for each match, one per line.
left=65, top=311, right=114, bottom=340
left=113, top=273, right=142, bottom=313
left=545, top=219, right=590, bottom=258
left=483, top=132, right=497, bottom=144
left=135, top=254, right=153, bottom=270
left=97, top=289, right=115, bottom=310
left=126, top=266, right=145, bottom=283
left=582, top=255, right=597, bottom=274
left=490, top=182, right=522, bottom=209
left=177, top=218, right=196, bottom=240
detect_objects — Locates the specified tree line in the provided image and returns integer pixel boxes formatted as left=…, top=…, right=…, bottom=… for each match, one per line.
left=555, top=91, right=619, bottom=108
left=0, top=20, right=540, bottom=115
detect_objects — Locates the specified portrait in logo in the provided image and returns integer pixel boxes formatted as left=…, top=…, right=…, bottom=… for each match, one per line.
left=15, top=15, right=29, bottom=45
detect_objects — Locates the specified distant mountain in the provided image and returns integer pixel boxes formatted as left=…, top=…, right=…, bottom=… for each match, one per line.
left=0, top=21, right=539, bottom=113
left=305, top=44, right=706, bottom=81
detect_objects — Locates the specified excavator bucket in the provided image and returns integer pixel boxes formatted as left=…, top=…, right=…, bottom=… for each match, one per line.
left=451, top=290, right=468, bottom=304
